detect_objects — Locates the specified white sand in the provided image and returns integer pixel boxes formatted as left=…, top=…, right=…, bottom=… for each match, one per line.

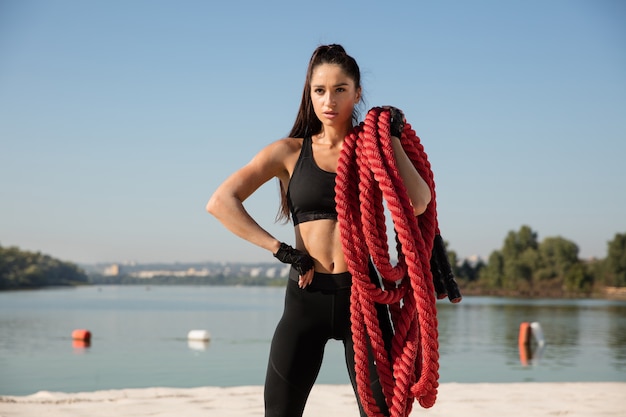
left=1, top=382, right=624, bottom=417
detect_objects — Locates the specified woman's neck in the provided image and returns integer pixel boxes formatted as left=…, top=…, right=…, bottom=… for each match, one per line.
left=315, top=126, right=350, bottom=147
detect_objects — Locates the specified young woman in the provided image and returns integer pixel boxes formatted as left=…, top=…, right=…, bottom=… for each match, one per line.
left=206, top=44, right=432, bottom=417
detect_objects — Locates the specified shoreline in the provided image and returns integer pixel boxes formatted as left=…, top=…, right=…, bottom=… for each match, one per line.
left=3, top=284, right=626, bottom=301
left=1, top=382, right=625, bottom=417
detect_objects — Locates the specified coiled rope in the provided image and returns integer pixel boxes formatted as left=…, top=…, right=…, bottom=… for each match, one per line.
left=335, top=106, right=439, bottom=416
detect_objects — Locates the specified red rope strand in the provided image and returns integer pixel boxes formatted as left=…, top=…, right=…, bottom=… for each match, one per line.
left=336, top=107, right=440, bottom=416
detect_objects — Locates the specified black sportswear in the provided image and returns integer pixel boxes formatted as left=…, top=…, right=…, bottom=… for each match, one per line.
left=265, top=136, right=392, bottom=416
left=287, top=136, right=338, bottom=225
left=264, top=267, right=392, bottom=417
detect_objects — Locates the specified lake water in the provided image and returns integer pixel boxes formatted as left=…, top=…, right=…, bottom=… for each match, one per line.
left=1, top=285, right=625, bottom=396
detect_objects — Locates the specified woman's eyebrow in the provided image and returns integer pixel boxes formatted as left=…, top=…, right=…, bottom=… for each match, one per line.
left=312, top=82, right=350, bottom=88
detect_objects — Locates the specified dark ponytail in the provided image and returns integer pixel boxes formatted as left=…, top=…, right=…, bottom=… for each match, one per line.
left=277, top=44, right=363, bottom=223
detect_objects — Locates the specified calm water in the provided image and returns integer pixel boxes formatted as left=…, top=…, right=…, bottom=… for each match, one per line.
left=1, top=286, right=625, bottom=396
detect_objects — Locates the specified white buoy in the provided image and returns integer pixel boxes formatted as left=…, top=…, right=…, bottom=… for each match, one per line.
left=530, top=322, right=545, bottom=346
left=188, top=340, right=209, bottom=351
left=187, top=330, right=211, bottom=341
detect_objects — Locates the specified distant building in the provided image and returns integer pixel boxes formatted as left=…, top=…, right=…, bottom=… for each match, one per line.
left=104, top=264, right=120, bottom=276
left=95, top=261, right=292, bottom=280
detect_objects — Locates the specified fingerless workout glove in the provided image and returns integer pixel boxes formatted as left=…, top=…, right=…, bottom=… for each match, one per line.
left=388, top=106, right=405, bottom=139
left=273, top=242, right=314, bottom=276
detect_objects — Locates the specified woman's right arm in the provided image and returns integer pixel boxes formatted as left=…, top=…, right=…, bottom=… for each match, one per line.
left=206, top=139, right=293, bottom=255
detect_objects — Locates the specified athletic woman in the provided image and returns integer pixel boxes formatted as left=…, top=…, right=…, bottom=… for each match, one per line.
left=206, top=44, right=432, bottom=417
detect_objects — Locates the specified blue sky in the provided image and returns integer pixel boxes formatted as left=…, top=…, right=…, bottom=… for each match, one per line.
left=1, top=0, right=624, bottom=265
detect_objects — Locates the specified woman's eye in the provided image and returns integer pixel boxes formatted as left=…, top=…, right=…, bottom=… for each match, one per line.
left=314, top=88, right=324, bottom=94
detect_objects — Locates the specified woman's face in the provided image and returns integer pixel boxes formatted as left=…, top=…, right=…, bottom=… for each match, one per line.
left=310, top=63, right=361, bottom=131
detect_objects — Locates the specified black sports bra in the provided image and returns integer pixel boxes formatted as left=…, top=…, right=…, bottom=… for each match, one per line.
left=287, top=136, right=338, bottom=225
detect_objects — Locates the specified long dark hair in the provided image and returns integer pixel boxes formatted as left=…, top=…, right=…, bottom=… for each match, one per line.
left=277, top=44, right=363, bottom=222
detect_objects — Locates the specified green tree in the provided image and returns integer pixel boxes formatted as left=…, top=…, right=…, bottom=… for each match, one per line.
left=446, top=246, right=460, bottom=279
left=501, top=225, right=539, bottom=291
left=536, top=237, right=579, bottom=281
left=605, top=233, right=626, bottom=287
left=563, top=262, right=593, bottom=293
left=479, top=250, right=504, bottom=289
left=458, top=258, right=484, bottom=282
left=535, top=236, right=593, bottom=294
left=0, top=245, right=88, bottom=290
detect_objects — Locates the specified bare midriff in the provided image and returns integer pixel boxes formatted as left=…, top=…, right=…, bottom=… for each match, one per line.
left=294, top=219, right=348, bottom=274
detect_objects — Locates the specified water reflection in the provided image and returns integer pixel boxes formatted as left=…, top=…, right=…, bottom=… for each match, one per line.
left=607, top=305, right=626, bottom=369
left=436, top=297, right=626, bottom=382
left=518, top=322, right=545, bottom=366
left=187, top=340, right=211, bottom=352
left=72, top=340, right=91, bottom=349
left=1, top=289, right=625, bottom=396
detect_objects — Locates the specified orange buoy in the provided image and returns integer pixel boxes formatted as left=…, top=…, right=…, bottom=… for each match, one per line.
left=72, top=339, right=91, bottom=348
left=518, top=322, right=531, bottom=365
left=72, top=329, right=92, bottom=342
left=518, top=322, right=531, bottom=348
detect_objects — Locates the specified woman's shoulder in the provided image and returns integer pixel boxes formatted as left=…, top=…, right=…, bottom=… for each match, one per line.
left=247, top=137, right=303, bottom=169
left=275, top=136, right=304, bottom=148
left=249, top=137, right=303, bottom=181
left=262, top=137, right=304, bottom=157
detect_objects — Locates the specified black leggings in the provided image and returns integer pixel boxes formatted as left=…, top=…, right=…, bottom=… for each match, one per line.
left=264, top=267, right=392, bottom=417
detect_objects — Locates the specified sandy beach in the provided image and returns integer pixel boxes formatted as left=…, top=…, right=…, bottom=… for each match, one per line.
left=1, top=382, right=624, bottom=417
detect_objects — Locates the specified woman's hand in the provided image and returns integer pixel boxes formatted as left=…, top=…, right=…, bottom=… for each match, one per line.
left=383, top=105, right=405, bottom=139
left=274, top=243, right=315, bottom=288
left=297, top=268, right=315, bottom=289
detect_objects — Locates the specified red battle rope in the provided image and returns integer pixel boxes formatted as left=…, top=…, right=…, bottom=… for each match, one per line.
left=335, top=107, right=440, bottom=417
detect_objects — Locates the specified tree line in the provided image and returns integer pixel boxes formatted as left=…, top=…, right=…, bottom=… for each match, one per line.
left=0, top=244, right=88, bottom=290
left=448, top=226, right=626, bottom=297
left=2, top=226, right=625, bottom=296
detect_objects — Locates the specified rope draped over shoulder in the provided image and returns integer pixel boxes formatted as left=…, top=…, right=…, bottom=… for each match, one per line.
left=335, top=107, right=440, bottom=417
